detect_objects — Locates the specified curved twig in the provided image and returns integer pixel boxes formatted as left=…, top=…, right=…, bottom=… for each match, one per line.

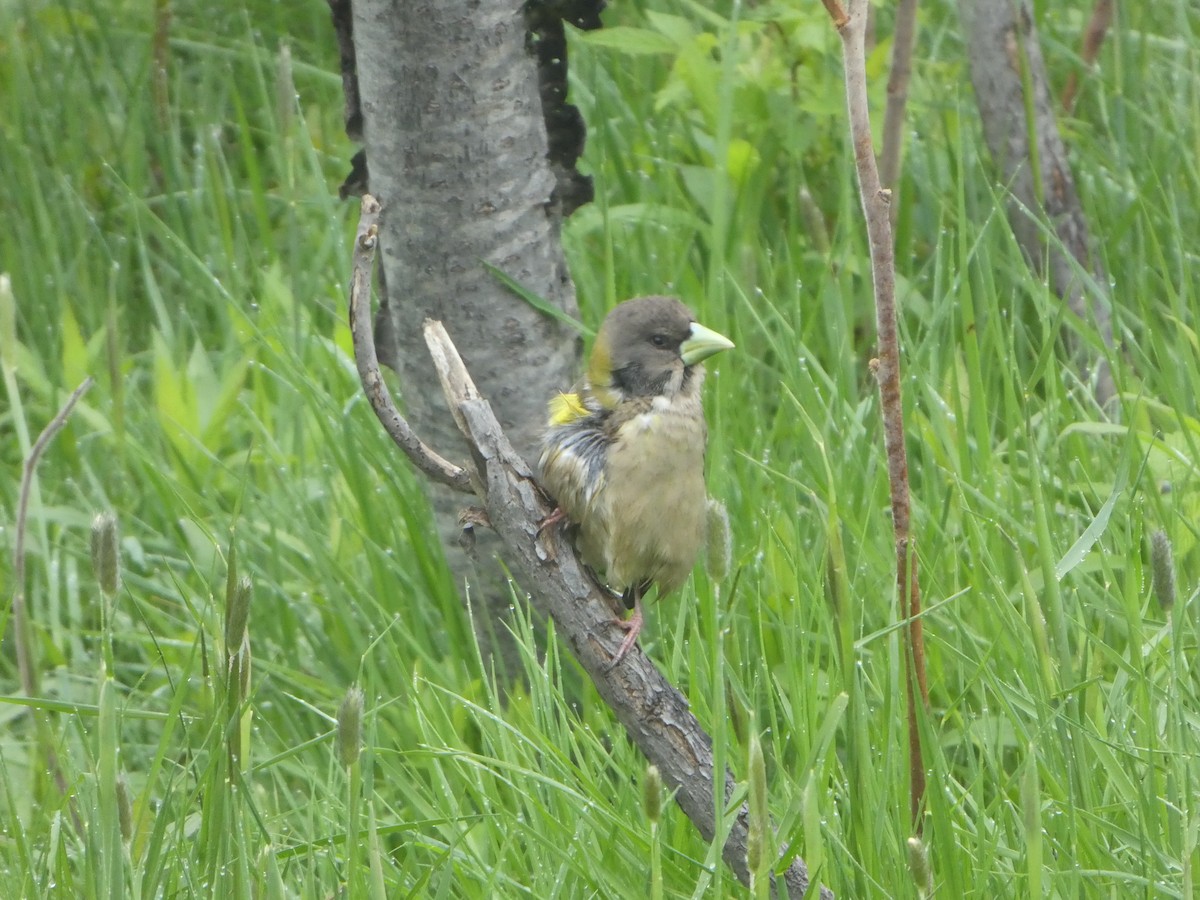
left=348, top=196, right=831, bottom=899
left=347, top=196, right=474, bottom=493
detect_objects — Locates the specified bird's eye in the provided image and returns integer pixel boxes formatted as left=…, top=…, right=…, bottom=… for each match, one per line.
left=650, top=334, right=668, bottom=348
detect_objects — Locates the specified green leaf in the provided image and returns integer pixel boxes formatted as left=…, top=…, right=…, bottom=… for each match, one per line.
left=482, top=261, right=591, bottom=336
left=0, top=274, right=15, bottom=372
left=577, top=26, right=678, bottom=56
left=566, top=202, right=706, bottom=238
left=1053, top=466, right=1126, bottom=581
left=645, top=11, right=699, bottom=45
left=60, top=304, right=90, bottom=391
left=153, top=329, right=198, bottom=462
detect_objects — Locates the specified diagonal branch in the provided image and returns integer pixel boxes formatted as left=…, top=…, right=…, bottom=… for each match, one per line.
left=348, top=195, right=832, bottom=899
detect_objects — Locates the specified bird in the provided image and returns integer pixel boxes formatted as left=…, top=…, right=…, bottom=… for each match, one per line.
left=538, top=296, right=734, bottom=667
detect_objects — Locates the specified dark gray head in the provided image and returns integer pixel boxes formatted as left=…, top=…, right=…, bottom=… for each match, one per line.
left=588, top=296, right=734, bottom=401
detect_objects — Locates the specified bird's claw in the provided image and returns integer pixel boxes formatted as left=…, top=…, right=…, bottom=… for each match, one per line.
left=537, top=505, right=568, bottom=534
left=604, top=603, right=644, bottom=672
left=536, top=506, right=569, bottom=560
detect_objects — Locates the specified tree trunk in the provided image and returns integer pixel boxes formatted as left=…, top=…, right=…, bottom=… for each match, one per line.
left=959, top=0, right=1116, bottom=407
left=349, top=0, right=583, bottom=673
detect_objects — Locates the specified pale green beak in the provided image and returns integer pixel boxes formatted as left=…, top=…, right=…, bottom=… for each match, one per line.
left=680, top=321, right=735, bottom=366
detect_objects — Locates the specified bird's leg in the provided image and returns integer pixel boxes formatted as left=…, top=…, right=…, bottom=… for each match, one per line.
left=536, top=505, right=569, bottom=560
left=607, top=586, right=644, bottom=670
left=537, top=505, right=568, bottom=533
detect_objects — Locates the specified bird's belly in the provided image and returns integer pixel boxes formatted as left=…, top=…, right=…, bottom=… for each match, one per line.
left=600, top=413, right=707, bottom=595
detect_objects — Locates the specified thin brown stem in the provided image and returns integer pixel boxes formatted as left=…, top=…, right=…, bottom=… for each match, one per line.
left=347, top=195, right=474, bottom=494
left=820, top=0, right=848, bottom=28
left=1061, top=0, right=1114, bottom=114
left=823, top=0, right=929, bottom=832
left=880, top=0, right=919, bottom=194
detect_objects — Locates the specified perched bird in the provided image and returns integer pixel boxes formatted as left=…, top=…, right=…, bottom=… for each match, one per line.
left=538, top=296, right=734, bottom=666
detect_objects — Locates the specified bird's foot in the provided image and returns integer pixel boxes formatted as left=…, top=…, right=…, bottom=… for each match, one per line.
left=536, top=506, right=568, bottom=559
left=605, top=602, right=644, bottom=671
left=538, top=505, right=568, bottom=531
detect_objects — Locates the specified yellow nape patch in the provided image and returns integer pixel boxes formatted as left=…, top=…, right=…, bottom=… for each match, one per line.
left=547, top=391, right=589, bottom=425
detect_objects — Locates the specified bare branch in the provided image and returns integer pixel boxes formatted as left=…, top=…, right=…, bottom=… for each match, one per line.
left=880, top=0, right=920, bottom=195
left=1062, top=0, right=1114, bottom=114
left=347, top=196, right=474, bottom=493
left=823, top=0, right=929, bottom=832
left=819, top=0, right=848, bottom=28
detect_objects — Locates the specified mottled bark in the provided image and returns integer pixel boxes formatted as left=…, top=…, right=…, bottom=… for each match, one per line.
left=959, top=0, right=1116, bottom=407
left=350, top=0, right=582, bottom=672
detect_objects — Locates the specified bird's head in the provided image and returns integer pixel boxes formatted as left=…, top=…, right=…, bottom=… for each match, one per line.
left=587, top=296, right=734, bottom=408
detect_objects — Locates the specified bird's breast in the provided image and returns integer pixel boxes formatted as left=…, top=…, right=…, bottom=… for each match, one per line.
left=602, top=398, right=708, bottom=594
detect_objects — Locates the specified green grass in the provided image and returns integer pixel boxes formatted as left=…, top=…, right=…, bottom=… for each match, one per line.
left=2, top=0, right=1198, bottom=896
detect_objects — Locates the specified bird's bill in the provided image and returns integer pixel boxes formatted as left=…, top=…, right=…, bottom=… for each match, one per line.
left=680, top=322, right=735, bottom=366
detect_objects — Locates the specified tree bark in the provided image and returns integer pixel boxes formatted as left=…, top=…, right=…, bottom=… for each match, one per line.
left=349, top=0, right=582, bottom=672
left=959, top=0, right=1116, bottom=407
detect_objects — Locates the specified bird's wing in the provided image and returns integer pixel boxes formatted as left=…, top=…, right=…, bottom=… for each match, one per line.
left=540, top=405, right=611, bottom=513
